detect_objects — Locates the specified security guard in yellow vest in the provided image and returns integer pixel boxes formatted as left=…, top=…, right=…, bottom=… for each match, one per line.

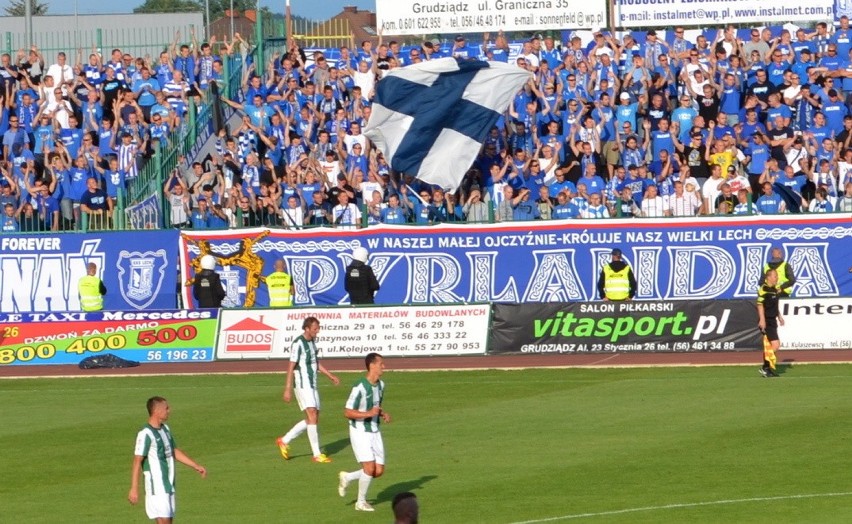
left=758, top=247, right=796, bottom=297
left=267, top=259, right=294, bottom=307
left=78, top=262, right=107, bottom=311
left=597, top=248, right=636, bottom=301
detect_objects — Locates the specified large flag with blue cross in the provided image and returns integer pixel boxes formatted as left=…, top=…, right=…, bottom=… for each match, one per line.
left=364, top=57, right=531, bottom=190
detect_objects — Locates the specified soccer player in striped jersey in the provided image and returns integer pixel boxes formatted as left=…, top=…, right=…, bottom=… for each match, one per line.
left=129, top=396, right=206, bottom=523
left=338, top=353, right=391, bottom=512
left=277, top=316, right=340, bottom=463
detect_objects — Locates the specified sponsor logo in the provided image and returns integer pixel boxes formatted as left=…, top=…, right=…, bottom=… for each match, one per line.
left=221, top=315, right=277, bottom=352
left=532, top=309, right=731, bottom=343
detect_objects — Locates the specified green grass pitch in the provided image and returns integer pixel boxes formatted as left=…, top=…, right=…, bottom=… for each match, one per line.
left=2, top=365, right=852, bottom=523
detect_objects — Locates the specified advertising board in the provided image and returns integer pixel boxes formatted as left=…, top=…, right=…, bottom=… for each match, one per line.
left=215, top=304, right=490, bottom=360
left=376, top=0, right=607, bottom=35
left=489, top=300, right=760, bottom=353
left=0, top=310, right=218, bottom=366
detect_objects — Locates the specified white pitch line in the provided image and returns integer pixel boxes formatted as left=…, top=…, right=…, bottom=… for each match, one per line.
left=508, top=491, right=852, bottom=524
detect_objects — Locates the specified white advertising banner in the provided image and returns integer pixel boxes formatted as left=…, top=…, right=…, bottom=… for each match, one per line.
left=215, top=304, right=490, bottom=360
left=376, top=0, right=607, bottom=36
left=615, top=0, right=835, bottom=29
left=778, top=298, right=852, bottom=350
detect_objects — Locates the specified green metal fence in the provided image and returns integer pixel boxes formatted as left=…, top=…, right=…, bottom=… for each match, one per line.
left=2, top=25, right=201, bottom=64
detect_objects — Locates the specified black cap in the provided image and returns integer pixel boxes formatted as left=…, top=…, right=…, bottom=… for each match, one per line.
left=611, top=248, right=622, bottom=257
left=455, top=35, right=465, bottom=42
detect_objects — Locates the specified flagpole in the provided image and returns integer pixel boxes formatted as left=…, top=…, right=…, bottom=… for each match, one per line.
left=608, top=0, right=616, bottom=36
left=286, top=0, right=292, bottom=49
left=230, top=0, right=235, bottom=42
left=25, top=0, right=33, bottom=48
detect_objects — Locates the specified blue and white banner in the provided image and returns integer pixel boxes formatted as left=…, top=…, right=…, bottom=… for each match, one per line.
left=179, top=215, right=852, bottom=308
left=125, top=193, right=162, bottom=230
left=615, top=0, right=834, bottom=28
left=0, top=231, right=179, bottom=313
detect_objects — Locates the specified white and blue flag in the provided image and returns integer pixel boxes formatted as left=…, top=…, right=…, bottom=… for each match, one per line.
left=364, top=57, right=531, bottom=190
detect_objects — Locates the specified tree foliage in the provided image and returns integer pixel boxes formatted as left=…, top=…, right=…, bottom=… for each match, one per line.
left=132, top=0, right=203, bottom=14
left=208, top=0, right=258, bottom=21
left=4, top=0, right=49, bottom=16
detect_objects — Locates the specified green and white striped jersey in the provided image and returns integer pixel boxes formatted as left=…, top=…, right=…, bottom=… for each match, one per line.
left=289, top=335, right=319, bottom=389
left=345, top=378, right=385, bottom=433
left=134, top=424, right=176, bottom=494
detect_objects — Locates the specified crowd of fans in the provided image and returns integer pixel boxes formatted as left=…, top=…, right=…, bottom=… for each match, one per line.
left=6, top=20, right=852, bottom=234
left=0, top=28, right=243, bottom=232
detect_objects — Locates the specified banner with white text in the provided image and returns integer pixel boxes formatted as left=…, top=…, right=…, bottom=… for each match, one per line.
left=778, top=298, right=852, bottom=350
left=489, top=300, right=760, bottom=353
left=179, top=216, right=852, bottom=309
left=615, top=0, right=834, bottom=28
left=376, top=0, right=607, bottom=35
left=215, top=305, right=490, bottom=360
left=0, top=310, right=218, bottom=366
left=0, top=230, right=179, bottom=313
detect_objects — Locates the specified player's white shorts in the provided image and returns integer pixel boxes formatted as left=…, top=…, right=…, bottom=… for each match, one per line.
left=295, top=387, right=319, bottom=411
left=349, top=427, right=385, bottom=465
left=145, top=491, right=175, bottom=519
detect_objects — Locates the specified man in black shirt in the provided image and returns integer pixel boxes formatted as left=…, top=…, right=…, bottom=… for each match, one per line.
left=326, top=173, right=356, bottom=207
left=345, top=247, right=379, bottom=304
left=193, top=255, right=226, bottom=308
left=674, top=131, right=709, bottom=179
left=306, top=190, right=332, bottom=226
left=746, top=69, right=776, bottom=107
left=757, top=269, right=784, bottom=377
left=767, top=118, right=794, bottom=166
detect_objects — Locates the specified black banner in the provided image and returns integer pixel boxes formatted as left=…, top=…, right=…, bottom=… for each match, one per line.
left=489, top=300, right=761, bottom=354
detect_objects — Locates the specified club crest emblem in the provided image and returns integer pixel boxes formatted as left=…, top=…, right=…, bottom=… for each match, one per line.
left=116, top=250, right=169, bottom=309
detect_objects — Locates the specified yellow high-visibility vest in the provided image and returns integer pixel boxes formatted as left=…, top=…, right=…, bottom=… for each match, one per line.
left=78, top=275, right=104, bottom=311
left=603, top=265, right=630, bottom=300
left=764, top=261, right=790, bottom=292
left=267, top=272, right=293, bottom=307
